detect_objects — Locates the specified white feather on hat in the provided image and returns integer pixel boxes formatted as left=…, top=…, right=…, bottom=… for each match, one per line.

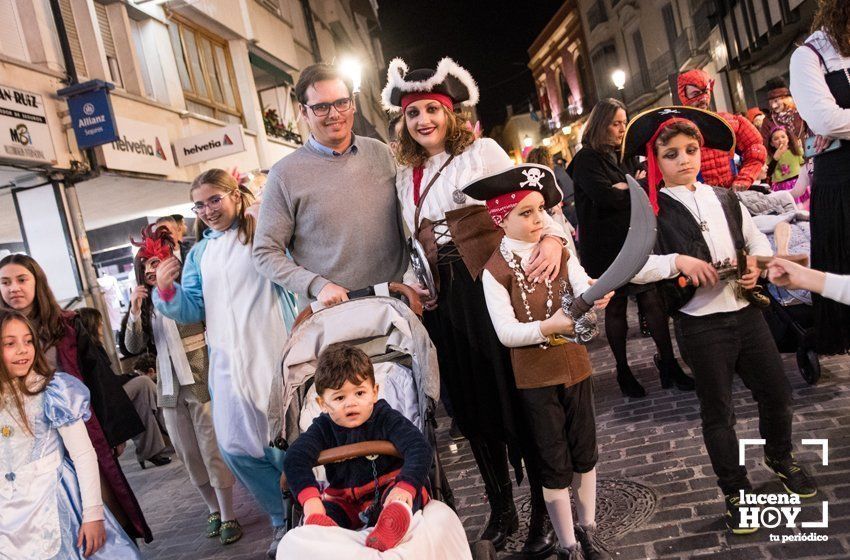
left=381, top=57, right=480, bottom=113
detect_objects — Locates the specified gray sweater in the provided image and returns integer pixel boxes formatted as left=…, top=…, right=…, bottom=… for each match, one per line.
left=253, top=136, right=408, bottom=299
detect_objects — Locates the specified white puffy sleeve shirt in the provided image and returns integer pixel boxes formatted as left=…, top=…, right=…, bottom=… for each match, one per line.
left=790, top=31, right=850, bottom=140
left=396, top=138, right=514, bottom=243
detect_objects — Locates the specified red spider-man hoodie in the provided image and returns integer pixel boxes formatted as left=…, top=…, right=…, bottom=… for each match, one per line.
left=677, top=69, right=766, bottom=190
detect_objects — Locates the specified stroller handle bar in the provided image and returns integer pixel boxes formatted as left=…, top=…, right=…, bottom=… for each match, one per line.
left=280, top=440, right=402, bottom=492
left=294, top=282, right=424, bottom=330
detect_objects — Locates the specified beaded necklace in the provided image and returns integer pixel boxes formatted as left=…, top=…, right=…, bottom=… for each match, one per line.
left=499, top=238, right=554, bottom=348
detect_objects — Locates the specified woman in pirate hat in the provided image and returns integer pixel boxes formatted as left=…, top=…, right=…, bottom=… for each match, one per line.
left=382, top=58, right=567, bottom=556
left=624, top=106, right=817, bottom=534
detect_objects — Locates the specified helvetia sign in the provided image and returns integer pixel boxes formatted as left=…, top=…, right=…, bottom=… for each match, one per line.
left=100, top=117, right=175, bottom=175
left=173, top=124, right=246, bottom=167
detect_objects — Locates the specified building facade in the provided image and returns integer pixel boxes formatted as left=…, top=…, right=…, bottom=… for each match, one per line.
left=571, top=0, right=815, bottom=114
left=0, top=0, right=388, bottom=336
left=526, top=0, right=594, bottom=161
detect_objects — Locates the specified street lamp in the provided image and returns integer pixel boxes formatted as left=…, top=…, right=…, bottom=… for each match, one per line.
left=542, top=137, right=552, bottom=147
left=339, top=57, right=362, bottom=94
left=611, top=69, right=627, bottom=104
left=523, top=135, right=533, bottom=148
left=561, top=125, right=572, bottom=135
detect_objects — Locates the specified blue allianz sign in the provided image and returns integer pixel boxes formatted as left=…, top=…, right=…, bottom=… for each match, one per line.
left=57, top=80, right=118, bottom=150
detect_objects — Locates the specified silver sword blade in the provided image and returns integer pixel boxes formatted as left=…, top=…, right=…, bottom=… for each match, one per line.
left=570, top=174, right=657, bottom=315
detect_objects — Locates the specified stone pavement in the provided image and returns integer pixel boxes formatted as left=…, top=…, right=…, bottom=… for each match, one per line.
left=126, top=303, right=850, bottom=560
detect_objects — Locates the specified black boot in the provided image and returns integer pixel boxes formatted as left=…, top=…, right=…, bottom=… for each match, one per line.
left=479, top=482, right=519, bottom=550
left=470, top=439, right=518, bottom=551
left=616, top=364, right=646, bottom=398
left=575, top=525, right=612, bottom=560
left=520, top=487, right=557, bottom=558
left=654, top=354, right=695, bottom=391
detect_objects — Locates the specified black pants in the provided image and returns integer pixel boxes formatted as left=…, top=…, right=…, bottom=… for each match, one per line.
left=517, top=378, right=598, bottom=489
left=674, top=305, right=793, bottom=495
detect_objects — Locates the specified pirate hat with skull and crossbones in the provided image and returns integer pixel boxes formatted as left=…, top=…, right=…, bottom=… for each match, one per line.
left=462, top=164, right=562, bottom=225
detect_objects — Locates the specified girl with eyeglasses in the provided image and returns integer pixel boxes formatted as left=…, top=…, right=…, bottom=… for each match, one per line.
left=119, top=224, right=242, bottom=546
left=152, top=169, right=297, bottom=557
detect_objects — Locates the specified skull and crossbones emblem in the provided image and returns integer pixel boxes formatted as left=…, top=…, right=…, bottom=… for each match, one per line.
left=520, top=168, right=545, bottom=189
left=658, top=108, right=681, bottom=115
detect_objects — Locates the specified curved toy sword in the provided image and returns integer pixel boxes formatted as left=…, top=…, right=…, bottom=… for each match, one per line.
left=568, top=174, right=658, bottom=318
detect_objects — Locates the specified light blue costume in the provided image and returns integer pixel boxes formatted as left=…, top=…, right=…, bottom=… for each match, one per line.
left=0, top=372, right=142, bottom=559
left=154, top=225, right=297, bottom=527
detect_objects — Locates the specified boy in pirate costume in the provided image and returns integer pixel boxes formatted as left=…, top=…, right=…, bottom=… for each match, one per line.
left=624, top=106, right=818, bottom=534
left=465, top=164, right=614, bottom=560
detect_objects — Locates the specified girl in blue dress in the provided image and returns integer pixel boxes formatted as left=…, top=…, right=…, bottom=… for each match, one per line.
left=0, top=308, right=141, bottom=559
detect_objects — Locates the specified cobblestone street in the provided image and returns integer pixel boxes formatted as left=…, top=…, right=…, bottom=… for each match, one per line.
left=126, top=306, right=850, bottom=560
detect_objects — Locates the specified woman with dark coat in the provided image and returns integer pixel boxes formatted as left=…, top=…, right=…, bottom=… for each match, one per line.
left=0, top=254, right=152, bottom=543
left=567, top=99, right=693, bottom=398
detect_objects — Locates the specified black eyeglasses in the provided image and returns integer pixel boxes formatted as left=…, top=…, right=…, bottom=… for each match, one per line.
left=304, top=97, right=353, bottom=117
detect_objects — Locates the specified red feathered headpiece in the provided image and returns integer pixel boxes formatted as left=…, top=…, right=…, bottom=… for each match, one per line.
left=130, top=224, right=175, bottom=262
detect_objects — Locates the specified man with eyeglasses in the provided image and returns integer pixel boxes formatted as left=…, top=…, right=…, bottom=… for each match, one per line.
left=254, top=63, right=408, bottom=309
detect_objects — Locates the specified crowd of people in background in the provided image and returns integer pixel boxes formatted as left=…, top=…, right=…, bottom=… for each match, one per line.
left=0, top=1, right=848, bottom=559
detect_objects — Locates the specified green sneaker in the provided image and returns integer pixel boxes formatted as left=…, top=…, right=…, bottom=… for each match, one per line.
left=206, top=512, right=221, bottom=538
left=220, top=519, right=244, bottom=545
left=764, top=455, right=818, bottom=498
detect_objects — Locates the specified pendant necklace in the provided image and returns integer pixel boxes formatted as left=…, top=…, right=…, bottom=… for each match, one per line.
left=668, top=187, right=709, bottom=232
left=499, top=239, right=554, bottom=348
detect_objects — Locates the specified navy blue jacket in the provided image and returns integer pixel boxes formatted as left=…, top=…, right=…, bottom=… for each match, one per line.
left=284, top=399, right=431, bottom=504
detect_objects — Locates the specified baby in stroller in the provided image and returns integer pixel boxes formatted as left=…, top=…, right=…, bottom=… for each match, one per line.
left=283, top=343, right=431, bottom=552
left=274, top=289, right=474, bottom=559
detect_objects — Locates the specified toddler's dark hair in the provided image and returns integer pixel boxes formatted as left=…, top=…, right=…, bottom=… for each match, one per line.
left=314, top=343, right=374, bottom=395
left=134, top=354, right=157, bottom=373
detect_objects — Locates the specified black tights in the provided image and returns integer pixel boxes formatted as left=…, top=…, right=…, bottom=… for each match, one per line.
left=605, top=288, right=675, bottom=368
left=469, top=435, right=545, bottom=509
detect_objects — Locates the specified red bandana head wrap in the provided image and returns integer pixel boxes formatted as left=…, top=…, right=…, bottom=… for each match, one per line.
left=130, top=224, right=175, bottom=262
left=400, top=92, right=455, bottom=112
left=677, top=69, right=714, bottom=108
left=645, top=118, right=704, bottom=214
left=486, top=190, right=535, bottom=226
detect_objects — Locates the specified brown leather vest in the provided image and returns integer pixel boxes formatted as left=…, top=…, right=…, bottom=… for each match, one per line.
left=484, top=247, right=593, bottom=390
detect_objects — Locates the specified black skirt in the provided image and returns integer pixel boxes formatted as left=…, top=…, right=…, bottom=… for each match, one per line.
left=811, top=147, right=850, bottom=355
left=424, top=245, right=524, bottom=448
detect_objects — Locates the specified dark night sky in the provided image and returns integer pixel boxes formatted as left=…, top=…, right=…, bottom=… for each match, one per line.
left=378, top=1, right=565, bottom=132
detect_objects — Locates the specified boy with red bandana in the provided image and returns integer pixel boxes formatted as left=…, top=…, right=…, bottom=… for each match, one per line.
left=677, top=69, right=767, bottom=191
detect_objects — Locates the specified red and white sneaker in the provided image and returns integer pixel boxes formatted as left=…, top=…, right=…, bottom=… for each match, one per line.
left=365, top=502, right=412, bottom=551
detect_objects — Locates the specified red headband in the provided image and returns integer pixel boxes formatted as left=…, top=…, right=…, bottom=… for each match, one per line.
left=401, top=92, right=454, bottom=112
left=486, top=190, right=535, bottom=226
left=645, top=117, right=704, bottom=214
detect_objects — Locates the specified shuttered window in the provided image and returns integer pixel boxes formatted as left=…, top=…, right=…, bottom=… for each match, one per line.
left=58, top=0, right=87, bottom=77
left=94, top=1, right=122, bottom=87
left=0, top=0, right=27, bottom=61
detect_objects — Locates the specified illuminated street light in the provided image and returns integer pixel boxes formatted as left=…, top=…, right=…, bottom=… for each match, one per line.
left=339, top=57, right=362, bottom=94
left=523, top=135, right=533, bottom=148
left=611, top=69, right=626, bottom=91
left=561, top=125, right=572, bottom=135
left=542, top=137, right=552, bottom=147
